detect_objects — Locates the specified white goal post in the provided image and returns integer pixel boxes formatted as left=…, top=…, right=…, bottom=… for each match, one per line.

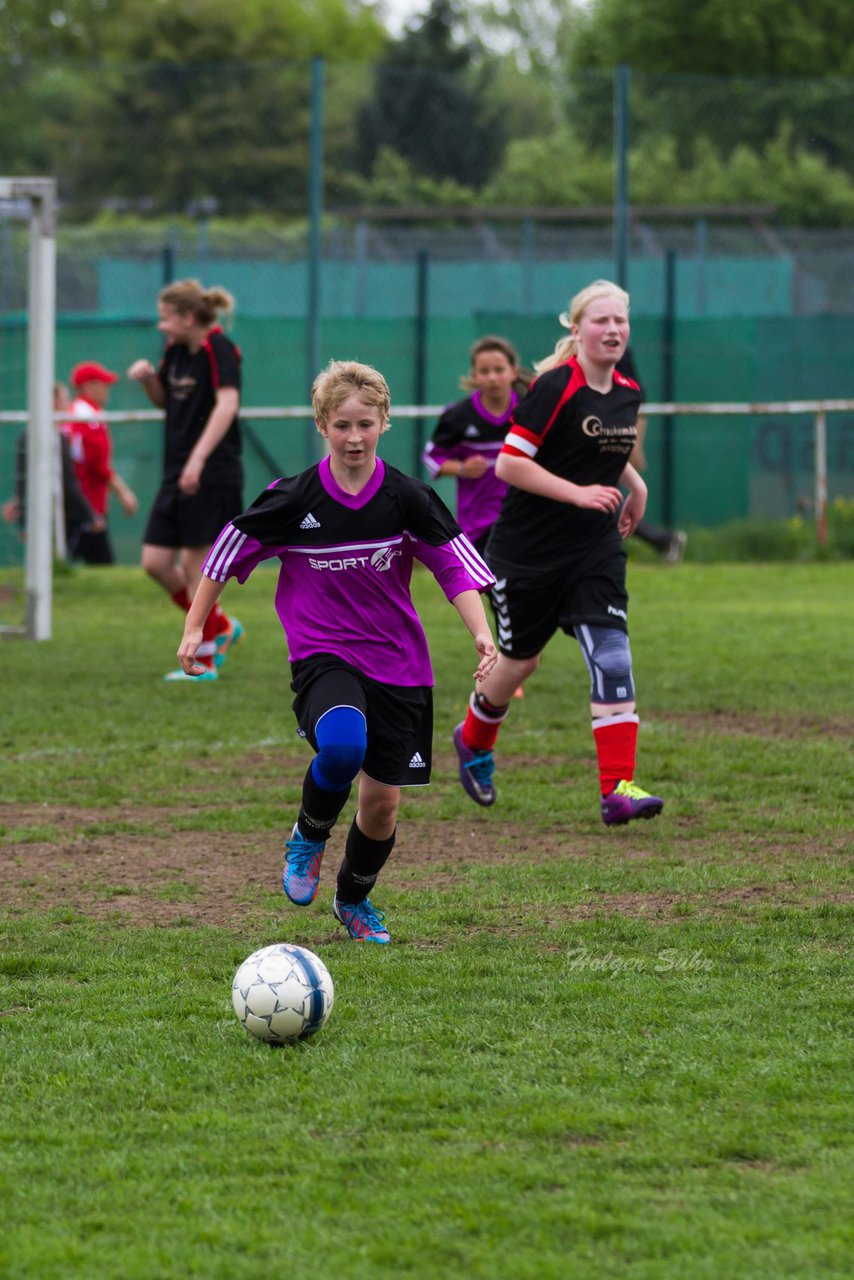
left=0, top=178, right=57, bottom=640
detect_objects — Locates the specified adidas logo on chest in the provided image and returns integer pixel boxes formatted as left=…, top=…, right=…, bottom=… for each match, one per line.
left=299, top=512, right=321, bottom=530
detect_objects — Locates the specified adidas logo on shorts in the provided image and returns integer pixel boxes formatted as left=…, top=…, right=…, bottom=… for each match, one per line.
left=409, top=752, right=427, bottom=768
left=300, top=512, right=321, bottom=530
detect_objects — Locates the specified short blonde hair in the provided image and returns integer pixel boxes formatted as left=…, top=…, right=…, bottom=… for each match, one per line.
left=535, top=279, right=630, bottom=374
left=158, top=279, right=235, bottom=326
left=312, top=360, right=391, bottom=428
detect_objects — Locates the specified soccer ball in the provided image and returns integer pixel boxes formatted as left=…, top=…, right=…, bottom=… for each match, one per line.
left=231, top=943, right=334, bottom=1044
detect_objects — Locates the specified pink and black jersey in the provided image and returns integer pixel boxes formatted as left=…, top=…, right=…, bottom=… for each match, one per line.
left=202, top=456, right=494, bottom=687
left=158, top=328, right=242, bottom=486
left=488, top=357, right=640, bottom=572
left=422, top=391, right=517, bottom=545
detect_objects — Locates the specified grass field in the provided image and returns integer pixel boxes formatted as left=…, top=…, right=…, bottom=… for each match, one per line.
left=1, top=562, right=853, bottom=1279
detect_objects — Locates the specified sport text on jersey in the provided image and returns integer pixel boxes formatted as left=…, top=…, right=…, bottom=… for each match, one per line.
left=307, top=545, right=403, bottom=573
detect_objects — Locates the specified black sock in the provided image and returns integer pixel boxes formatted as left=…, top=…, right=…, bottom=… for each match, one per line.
left=297, top=764, right=351, bottom=841
left=336, top=820, right=396, bottom=904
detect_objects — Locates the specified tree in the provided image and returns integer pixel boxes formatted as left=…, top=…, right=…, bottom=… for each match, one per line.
left=0, top=0, right=387, bottom=63
left=570, top=0, right=854, bottom=78
left=565, top=0, right=854, bottom=183
left=357, top=0, right=506, bottom=190
left=464, top=0, right=584, bottom=76
left=0, top=0, right=388, bottom=217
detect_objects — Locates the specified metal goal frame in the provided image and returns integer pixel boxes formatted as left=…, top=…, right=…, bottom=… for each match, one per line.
left=0, top=178, right=57, bottom=640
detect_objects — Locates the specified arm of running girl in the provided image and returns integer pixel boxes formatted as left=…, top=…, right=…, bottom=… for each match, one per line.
left=450, top=589, right=498, bottom=682
left=616, top=461, right=648, bottom=538
left=495, top=452, right=623, bottom=513
left=177, top=575, right=227, bottom=675
left=179, top=387, right=240, bottom=495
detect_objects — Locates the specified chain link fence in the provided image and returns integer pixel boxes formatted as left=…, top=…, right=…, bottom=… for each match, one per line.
left=3, top=60, right=854, bottom=568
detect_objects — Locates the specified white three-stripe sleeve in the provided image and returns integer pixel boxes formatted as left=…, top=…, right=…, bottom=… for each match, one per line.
left=203, top=524, right=248, bottom=583
left=448, top=534, right=494, bottom=588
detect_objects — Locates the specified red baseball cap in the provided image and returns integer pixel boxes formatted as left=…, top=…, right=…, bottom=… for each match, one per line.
left=71, top=361, right=120, bottom=387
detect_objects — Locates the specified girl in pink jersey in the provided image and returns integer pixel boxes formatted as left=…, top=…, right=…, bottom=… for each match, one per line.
left=177, top=361, right=497, bottom=942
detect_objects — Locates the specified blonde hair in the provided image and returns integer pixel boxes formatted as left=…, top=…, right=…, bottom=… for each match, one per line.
left=460, top=334, right=520, bottom=392
left=312, top=360, right=391, bottom=428
left=535, top=279, right=630, bottom=374
left=158, top=279, right=235, bottom=326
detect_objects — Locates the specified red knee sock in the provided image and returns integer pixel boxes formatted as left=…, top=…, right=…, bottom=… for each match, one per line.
left=462, top=692, right=510, bottom=752
left=592, top=713, right=638, bottom=796
left=171, top=587, right=192, bottom=612
left=208, top=601, right=231, bottom=637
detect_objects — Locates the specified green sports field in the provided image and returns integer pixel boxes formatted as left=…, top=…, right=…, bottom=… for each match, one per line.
left=1, top=561, right=852, bottom=1279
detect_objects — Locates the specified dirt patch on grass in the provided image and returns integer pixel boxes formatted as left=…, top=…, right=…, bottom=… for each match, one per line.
left=662, top=708, right=852, bottom=740
left=1, top=802, right=850, bottom=929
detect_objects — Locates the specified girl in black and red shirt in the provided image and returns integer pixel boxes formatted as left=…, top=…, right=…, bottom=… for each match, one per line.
left=129, top=279, right=244, bottom=681
left=452, top=279, right=665, bottom=827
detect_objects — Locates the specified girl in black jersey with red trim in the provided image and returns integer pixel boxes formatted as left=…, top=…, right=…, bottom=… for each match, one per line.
left=128, top=279, right=244, bottom=681
left=452, top=279, right=665, bottom=826
left=176, top=360, right=497, bottom=943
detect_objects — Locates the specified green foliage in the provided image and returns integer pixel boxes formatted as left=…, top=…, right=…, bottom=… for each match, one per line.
left=356, top=0, right=506, bottom=189
left=630, top=504, right=854, bottom=563
left=340, top=146, right=480, bottom=208
left=827, top=496, right=854, bottom=556
left=570, top=0, right=854, bottom=78
left=0, top=0, right=387, bottom=64
left=483, top=127, right=613, bottom=204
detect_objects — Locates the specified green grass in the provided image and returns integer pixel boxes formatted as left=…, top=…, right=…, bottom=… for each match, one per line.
left=1, top=563, right=853, bottom=1279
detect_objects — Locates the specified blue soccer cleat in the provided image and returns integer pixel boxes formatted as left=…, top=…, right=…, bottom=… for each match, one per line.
left=332, top=896, right=391, bottom=944
left=282, top=824, right=326, bottom=905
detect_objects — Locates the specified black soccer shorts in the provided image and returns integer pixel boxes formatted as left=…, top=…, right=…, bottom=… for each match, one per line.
left=143, top=482, right=244, bottom=550
left=290, top=655, right=433, bottom=788
left=489, top=541, right=629, bottom=660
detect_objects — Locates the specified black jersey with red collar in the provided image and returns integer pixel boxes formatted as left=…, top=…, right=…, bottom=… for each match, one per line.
left=159, top=328, right=242, bottom=486
left=486, top=357, right=640, bottom=571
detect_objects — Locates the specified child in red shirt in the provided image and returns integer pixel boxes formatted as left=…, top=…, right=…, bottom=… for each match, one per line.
left=63, top=361, right=138, bottom=564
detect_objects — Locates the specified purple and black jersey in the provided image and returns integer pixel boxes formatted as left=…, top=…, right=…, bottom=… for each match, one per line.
left=422, top=391, right=517, bottom=545
left=202, top=456, right=494, bottom=686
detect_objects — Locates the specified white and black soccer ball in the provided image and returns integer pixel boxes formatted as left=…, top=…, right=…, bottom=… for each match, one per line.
left=231, top=943, right=334, bottom=1044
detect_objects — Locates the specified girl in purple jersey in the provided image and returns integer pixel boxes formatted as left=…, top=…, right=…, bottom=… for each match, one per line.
left=424, top=335, right=531, bottom=699
left=177, top=360, right=497, bottom=943
left=451, top=280, right=665, bottom=828
left=423, top=335, right=526, bottom=554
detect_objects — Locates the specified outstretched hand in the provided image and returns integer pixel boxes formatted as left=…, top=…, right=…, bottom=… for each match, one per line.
left=473, top=633, right=498, bottom=683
